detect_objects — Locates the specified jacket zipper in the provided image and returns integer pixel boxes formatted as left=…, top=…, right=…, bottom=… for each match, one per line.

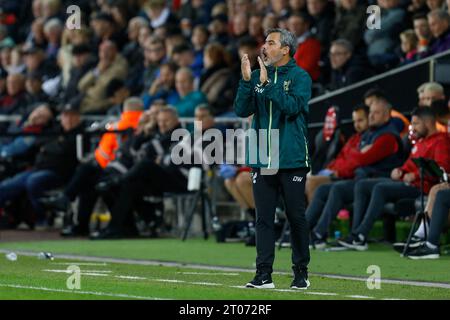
left=268, top=67, right=278, bottom=169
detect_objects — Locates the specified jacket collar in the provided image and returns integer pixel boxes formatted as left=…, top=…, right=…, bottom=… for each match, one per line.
left=266, top=58, right=297, bottom=74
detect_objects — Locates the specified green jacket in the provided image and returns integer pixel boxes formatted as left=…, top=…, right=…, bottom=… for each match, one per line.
left=234, top=58, right=312, bottom=169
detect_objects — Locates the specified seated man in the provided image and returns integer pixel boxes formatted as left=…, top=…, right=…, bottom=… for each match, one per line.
left=0, top=100, right=84, bottom=226
left=408, top=186, right=450, bottom=259
left=305, top=104, right=369, bottom=203
left=43, top=97, right=144, bottom=236
left=339, top=107, right=450, bottom=251
left=307, top=99, right=404, bottom=248
left=92, top=107, right=190, bottom=239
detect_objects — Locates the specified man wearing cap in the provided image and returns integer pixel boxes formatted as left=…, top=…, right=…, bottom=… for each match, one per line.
left=22, top=46, right=59, bottom=81
left=0, top=97, right=84, bottom=227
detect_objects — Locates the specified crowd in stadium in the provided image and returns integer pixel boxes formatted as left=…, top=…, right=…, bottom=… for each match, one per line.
left=1, top=0, right=450, bottom=259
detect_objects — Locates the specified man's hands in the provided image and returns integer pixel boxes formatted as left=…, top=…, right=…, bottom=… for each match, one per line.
left=391, top=168, right=403, bottom=180
left=403, top=172, right=416, bottom=183
left=241, top=54, right=251, bottom=81
left=257, top=56, right=267, bottom=84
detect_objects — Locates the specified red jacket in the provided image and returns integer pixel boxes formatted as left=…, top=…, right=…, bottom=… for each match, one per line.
left=327, top=133, right=362, bottom=178
left=293, top=37, right=321, bottom=82
left=399, top=132, right=450, bottom=193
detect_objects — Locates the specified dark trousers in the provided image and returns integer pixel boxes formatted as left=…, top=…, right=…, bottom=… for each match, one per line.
left=64, top=161, right=117, bottom=229
left=252, top=167, right=309, bottom=274
left=428, top=189, right=450, bottom=246
left=305, top=180, right=355, bottom=237
left=108, top=159, right=187, bottom=232
left=0, top=169, right=62, bottom=220
left=352, top=179, right=420, bottom=237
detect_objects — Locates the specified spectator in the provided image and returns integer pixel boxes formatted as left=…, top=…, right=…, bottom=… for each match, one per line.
left=43, top=17, right=63, bottom=60
left=308, top=99, right=404, bottom=248
left=208, top=14, right=229, bottom=46
left=178, top=0, right=210, bottom=26
left=78, top=39, right=128, bottom=114
left=327, top=39, right=371, bottom=91
left=25, top=17, right=46, bottom=49
left=105, top=79, right=131, bottom=116
left=406, top=183, right=450, bottom=259
left=0, top=103, right=55, bottom=160
left=171, top=43, right=202, bottom=79
left=413, top=13, right=432, bottom=53
left=0, top=73, right=28, bottom=116
left=142, top=0, right=179, bottom=30
left=25, top=71, right=48, bottom=105
left=0, top=67, right=7, bottom=99
left=92, top=107, right=188, bottom=239
left=142, top=36, right=167, bottom=94
left=339, top=107, right=450, bottom=251
left=332, top=0, right=366, bottom=51
left=430, top=99, right=450, bottom=132
left=248, top=13, right=265, bottom=46
left=42, top=97, right=144, bottom=236
left=399, top=29, right=419, bottom=64
left=174, top=67, right=207, bottom=117
left=0, top=24, right=14, bottom=49
left=0, top=99, right=84, bottom=227
left=60, top=43, right=96, bottom=104
left=231, top=12, right=250, bottom=44
left=22, top=46, right=59, bottom=81
left=408, top=0, right=430, bottom=20
left=190, top=24, right=209, bottom=73
left=427, top=0, right=445, bottom=11
left=289, top=0, right=307, bottom=14
left=363, top=87, right=410, bottom=137
left=200, top=43, right=236, bottom=116
left=305, top=104, right=369, bottom=203
left=90, top=12, right=125, bottom=50
left=143, top=61, right=178, bottom=109
left=426, top=9, right=450, bottom=55
left=307, top=0, right=335, bottom=57
left=288, top=12, right=321, bottom=81
left=364, top=0, right=406, bottom=68
left=421, top=81, right=446, bottom=106
left=237, top=36, right=260, bottom=71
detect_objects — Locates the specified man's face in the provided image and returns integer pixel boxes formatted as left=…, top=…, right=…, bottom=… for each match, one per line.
left=6, top=74, right=25, bottom=96
left=175, top=71, right=193, bottom=97
left=195, top=108, right=214, bottom=130
left=261, top=32, right=289, bottom=66
left=428, top=15, right=449, bottom=38
left=26, top=78, right=42, bottom=94
left=60, top=111, right=81, bottom=132
left=307, top=0, right=326, bottom=16
left=249, top=16, right=263, bottom=37
left=411, top=115, right=428, bottom=138
left=414, top=18, right=430, bottom=39
left=329, top=44, right=351, bottom=70
left=99, top=41, right=116, bottom=61
left=25, top=52, right=44, bottom=71
left=369, top=101, right=390, bottom=128
left=92, top=20, right=109, bottom=38
left=422, top=88, right=445, bottom=106
left=364, top=95, right=377, bottom=108
left=145, top=41, right=166, bottom=64
left=73, top=52, right=89, bottom=68
left=288, top=16, right=308, bottom=37
left=157, top=111, right=178, bottom=134
left=352, top=109, right=369, bottom=133
left=159, top=65, right=175, bottom=87
left=138, top=27, right=151, bottom=48
left=233, top=14, right=248, bottom=36
left=28, top=105, right=52, bottom=126
left=172, top=51, right=194, bottom=68
left=340, top=0, right=357, bottom=10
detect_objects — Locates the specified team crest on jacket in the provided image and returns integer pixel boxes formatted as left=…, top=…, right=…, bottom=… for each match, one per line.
left=283, top=80, right=291, bottom=92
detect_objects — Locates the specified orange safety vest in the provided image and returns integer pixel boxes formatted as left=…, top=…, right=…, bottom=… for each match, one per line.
left=94, top=110, right=143, bottom=168
left=391, top=109, right=410, bottom=138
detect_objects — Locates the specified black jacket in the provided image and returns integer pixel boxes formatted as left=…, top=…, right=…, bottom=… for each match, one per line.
left=34, top=123, right=85, bottom=180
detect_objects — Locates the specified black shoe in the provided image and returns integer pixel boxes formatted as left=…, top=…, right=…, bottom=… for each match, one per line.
left=338, top=233, right=368, bottom=251
left=90, top=228, right=123, bottom=240
left=95, top=176, right=121, bottom=193
left=60, top=225, right=89, bottom=237
left=290, top=266, right=310, bottom=290
left=393, top=235, right=424, bottom=253
left=39, top=193, right=70, bottom=212
left=245, top=272, right=275, bottom=289
left=407, top=242, right=440, bottom=260
left=309, top=231, right=326, bottom=250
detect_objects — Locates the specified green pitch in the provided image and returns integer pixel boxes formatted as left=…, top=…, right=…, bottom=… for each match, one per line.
left=0, top=238, right=449, bottom=300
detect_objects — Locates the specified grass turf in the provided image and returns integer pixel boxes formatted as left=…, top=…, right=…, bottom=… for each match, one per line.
left=1, top=255, right=449, bottom=300
left=0, top=238, right=449, bottom=284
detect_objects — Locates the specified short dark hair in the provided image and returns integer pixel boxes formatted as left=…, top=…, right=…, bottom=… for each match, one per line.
left=412, top=13, right=428, bottom=21
left=353, top=104, right=370, bottom=116
left=289, top=12, right=313, bottom=26
left=411, top=107, right=436, bottom=120
left=172, top=43, right=193, bottom=55
left=237, top=36, right=259, bottom=49
left=363, top=87, right=387, bottom=101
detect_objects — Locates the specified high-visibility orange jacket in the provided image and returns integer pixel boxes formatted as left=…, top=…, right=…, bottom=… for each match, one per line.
left=94, top=110, right=142, bottom=168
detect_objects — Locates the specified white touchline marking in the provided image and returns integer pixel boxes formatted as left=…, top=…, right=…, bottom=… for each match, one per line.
left=345, top=295, right=374, bottom=299
left=0, top=283, right=167, bottom=300
left=191, top=282, right=222, bottom=286
left=115, top=276, right=147, bottom=280
left=43, top=269, right=112, bottom=273
left=153, top=279, right=186, bottom=283
left=54, top=262, right=108, bottom=266
left=42, top=270, right=109, bottom=277
left=177, top=272, right=240, bottom=276
left=303, top=292, right=339, bottom=296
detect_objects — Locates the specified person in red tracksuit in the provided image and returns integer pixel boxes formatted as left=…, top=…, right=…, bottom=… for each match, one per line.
left=305, top=104, right=369, bottom=203
left=339, top=107, right=450, bottom=251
